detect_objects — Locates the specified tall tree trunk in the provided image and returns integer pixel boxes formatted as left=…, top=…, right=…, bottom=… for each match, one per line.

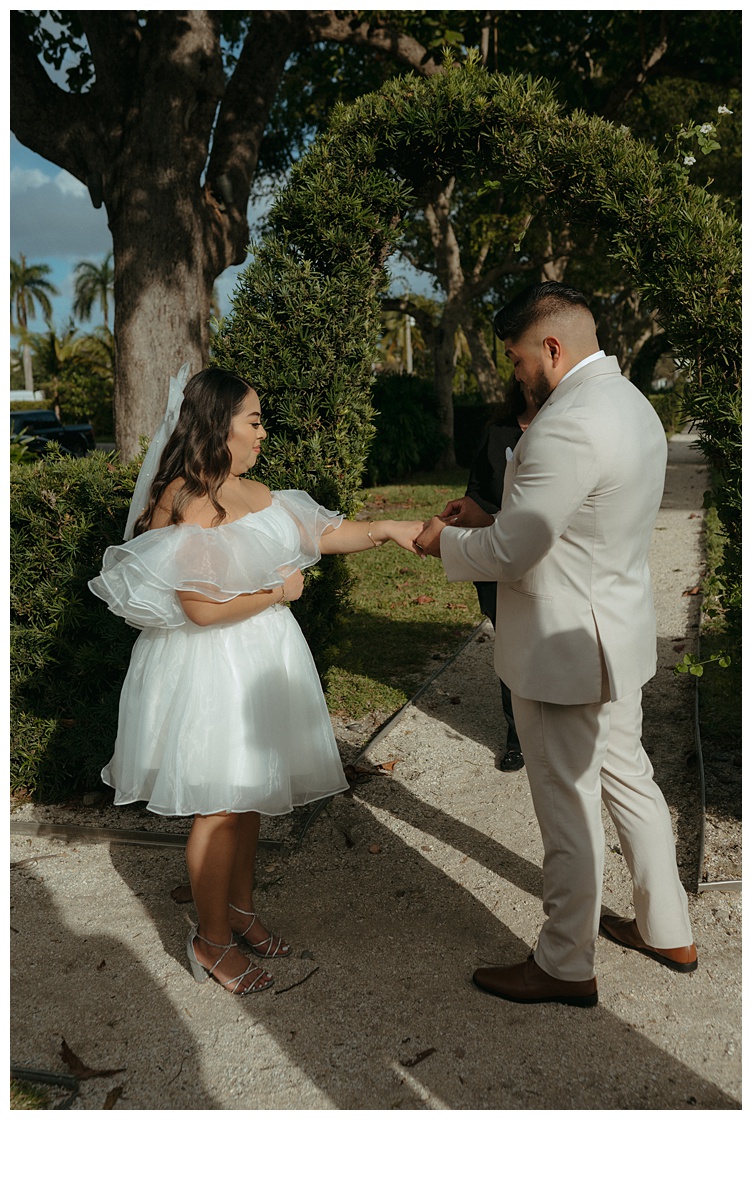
left=22, top=343, right=34, bottom=393
left=461, top=315, right=505, bottom=405
left=110, top=194, right=216, bottom=459
left=433, top=311, right=461, bottom=468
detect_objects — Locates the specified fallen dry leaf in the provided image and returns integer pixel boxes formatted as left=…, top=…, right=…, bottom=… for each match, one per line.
left=103, top=1086, right=123, bottom=1109
left=170, top=883, right=193, bottom=904
left=368, top=844, right=382, bottom=854
left=60, top=1039, right=126, bottom=1081
left=412, top=594, right=435, bottom=605
left=682, top=586, right=701, bottom=595
left=377, top=759, right=401, bottom=772
left=399, top=1047, right=437, bottom=1068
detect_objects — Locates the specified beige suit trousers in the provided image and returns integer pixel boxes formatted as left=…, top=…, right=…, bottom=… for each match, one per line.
left=512, top=688, right=693, bottom=981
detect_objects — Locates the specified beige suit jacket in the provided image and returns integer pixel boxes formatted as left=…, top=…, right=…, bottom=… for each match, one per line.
left=440, top=356, right=667, bottom=705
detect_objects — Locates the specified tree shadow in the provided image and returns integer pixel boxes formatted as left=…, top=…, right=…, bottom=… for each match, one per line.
left=10, top=858, right=215, bottom=1110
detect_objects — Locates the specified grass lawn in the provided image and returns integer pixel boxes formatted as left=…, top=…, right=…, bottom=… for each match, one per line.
left=323, top=469, right=484, bottom=720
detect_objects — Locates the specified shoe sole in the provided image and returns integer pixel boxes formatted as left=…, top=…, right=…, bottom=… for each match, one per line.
left=599, top=923, right=698, bottom=973
left=472, top=977, right=598, bottom=1007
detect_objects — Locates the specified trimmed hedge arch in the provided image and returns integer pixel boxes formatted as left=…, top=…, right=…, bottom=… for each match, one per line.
left=214, top=62, right=740, bottom=638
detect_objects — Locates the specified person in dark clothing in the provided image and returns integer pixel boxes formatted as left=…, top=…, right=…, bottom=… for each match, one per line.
left=462, top=378, right=540, bottom=771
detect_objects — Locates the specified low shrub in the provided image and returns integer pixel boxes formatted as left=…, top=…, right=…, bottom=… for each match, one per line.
left=648, top=389, right=686, bottom=436
left=11, top=449, right=140, bottom=800
left=364, top=375, right=447, bottom=484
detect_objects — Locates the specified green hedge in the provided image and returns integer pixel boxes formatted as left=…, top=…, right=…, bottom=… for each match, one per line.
left=364, top=375, right=447, bottom=484
left=11, top=450, right=140, bottom=800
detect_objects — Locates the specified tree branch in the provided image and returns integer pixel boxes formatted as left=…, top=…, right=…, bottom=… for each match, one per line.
left=10, top=11, right=98, bottom=178
left=601, top=12, right=669, bottom=120
left=207, top=10, right=306, bottom=252
left=73, top=10, right=141, bottom=108
left=305, top=11, right=443, bottom=77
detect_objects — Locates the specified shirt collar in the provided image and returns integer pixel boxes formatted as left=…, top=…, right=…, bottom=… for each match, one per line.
left=559, top=350, right=606, bottom=386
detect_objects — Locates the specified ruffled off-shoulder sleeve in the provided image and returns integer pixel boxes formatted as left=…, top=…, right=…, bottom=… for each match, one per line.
left=88, top=490, right=343, bottom=628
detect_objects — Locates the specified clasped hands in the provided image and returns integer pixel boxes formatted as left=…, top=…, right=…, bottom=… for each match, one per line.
left=413, top=495, right=494, bottom=558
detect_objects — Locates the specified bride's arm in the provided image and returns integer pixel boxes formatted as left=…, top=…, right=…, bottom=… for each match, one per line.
left=319, top=518, right=425, bottom=555
left=178, top=570, right=304, bottom=626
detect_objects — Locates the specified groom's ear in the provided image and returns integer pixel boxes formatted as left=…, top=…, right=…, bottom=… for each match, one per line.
left=542, top=336, right=563, bottom=367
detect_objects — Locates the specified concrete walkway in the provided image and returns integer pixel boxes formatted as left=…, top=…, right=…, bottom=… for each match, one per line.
left=10, top=435, right=741, bottom=1110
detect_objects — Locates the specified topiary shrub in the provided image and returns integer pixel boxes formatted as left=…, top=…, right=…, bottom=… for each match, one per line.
left=11, top=449, right=140, bottom=800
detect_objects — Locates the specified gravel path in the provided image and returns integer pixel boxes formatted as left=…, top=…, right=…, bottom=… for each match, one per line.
left=10, top=436, right=741, bottom=1111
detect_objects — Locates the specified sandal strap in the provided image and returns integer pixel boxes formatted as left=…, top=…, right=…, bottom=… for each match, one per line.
left=230, top=906, right=264, bottom=944
left=194, top=929, right=236, bottom=975
left=229, top=906, right=288, bottom=957
left=192, top=928, right=270, bottom=995
left=226, top=964, right=271, bottom=995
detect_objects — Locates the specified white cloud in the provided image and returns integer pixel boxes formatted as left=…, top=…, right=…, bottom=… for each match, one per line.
left=11, top=165, right=88, bottom=199
left=54, top=170, right=88, bottom=197
left=10, top=166, right=52, bottom=191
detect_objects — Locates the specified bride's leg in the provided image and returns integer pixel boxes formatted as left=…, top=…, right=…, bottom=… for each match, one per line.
left=228, top=812, right=290, bottom=955
left=186, top=811, right=272, bottom=987
left=228, top=811, right=261, bottom=912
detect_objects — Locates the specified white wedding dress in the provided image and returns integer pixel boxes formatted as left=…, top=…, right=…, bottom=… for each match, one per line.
left=89, top=491, right=349, bottom=818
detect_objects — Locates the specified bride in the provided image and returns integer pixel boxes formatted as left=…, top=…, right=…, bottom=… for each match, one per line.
left=90, top=365, right=425, bottom=996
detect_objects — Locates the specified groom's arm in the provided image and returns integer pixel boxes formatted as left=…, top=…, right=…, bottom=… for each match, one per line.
left=441, top=413, right=599, bottom=584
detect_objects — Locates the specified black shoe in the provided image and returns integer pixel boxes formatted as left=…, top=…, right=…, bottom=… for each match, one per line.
left=499, top=749, right=524, bottom=772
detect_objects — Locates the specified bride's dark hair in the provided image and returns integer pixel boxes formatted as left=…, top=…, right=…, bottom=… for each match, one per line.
left=132, top=366, right=253, bottom=537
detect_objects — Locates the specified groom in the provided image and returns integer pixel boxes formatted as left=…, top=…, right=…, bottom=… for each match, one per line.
left=415, top=282, right=696, bottom=1007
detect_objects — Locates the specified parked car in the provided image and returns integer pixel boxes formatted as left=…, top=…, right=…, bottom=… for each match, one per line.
left=9, top=409, right=96, bottom=457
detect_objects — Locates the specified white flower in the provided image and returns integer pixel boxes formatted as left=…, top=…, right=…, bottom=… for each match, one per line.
left=699, top=123, right=715, bottom=135
left=683, top=156, right=696, bottom=166
left=717, top=105, right=733, bottom=115
left=619, top=125, right=630, bottom=134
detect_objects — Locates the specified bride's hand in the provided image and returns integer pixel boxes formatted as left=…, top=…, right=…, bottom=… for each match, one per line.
left=385, top=519, right=430, bottom=555
left=281, top=569, right=305, bottom=601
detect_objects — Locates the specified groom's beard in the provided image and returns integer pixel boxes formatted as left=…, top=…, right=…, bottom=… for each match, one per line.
left=529, top=366, right=553, bottom=409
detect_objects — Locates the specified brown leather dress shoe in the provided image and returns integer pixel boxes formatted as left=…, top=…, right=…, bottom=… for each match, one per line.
left=599, top=914, right=697, bottom=973
left=472, top=955, right=598, bottom=1007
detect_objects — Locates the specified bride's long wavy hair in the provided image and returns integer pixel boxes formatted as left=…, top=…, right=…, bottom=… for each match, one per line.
left=132, top=367, right=253, bottom=537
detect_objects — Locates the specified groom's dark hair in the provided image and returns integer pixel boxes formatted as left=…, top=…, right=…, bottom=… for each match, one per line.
left=494, top=282, right=592, bottom=343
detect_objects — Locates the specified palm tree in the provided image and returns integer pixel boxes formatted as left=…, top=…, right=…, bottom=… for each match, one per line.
left=72, top=251, right=114, bottom=330
left=32, top=320, right=115, bottom=404
left=10, top=254, right=59, bottom=391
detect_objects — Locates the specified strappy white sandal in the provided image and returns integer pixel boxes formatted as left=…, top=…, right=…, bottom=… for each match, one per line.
left=229, top=903, right=291, bottom=958
left=186, top=928, right=273, bottom=994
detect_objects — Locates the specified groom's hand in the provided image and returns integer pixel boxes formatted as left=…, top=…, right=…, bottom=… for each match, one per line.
left=438, top=496, right=495, bottom=528
left=414, top=516, right=447, bottom=558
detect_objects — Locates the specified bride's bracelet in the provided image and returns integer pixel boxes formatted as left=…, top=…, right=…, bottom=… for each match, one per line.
left=367, top=521, right=380, bottom=548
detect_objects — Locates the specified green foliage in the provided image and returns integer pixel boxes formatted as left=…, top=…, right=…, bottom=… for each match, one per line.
left=364, top=375, right=447, bottom=484
left=11, top=450, right=141, bottom=800
left=648, top=391, right=686, bottom=436
left=52, top=366, right=114, bottom=436
left=674, top=652, right=731, bottom=678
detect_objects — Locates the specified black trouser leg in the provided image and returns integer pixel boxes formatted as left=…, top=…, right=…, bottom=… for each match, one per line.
left=474, top=581, right=520, bottom=754
left=500, top=679, right=521, bottom=752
